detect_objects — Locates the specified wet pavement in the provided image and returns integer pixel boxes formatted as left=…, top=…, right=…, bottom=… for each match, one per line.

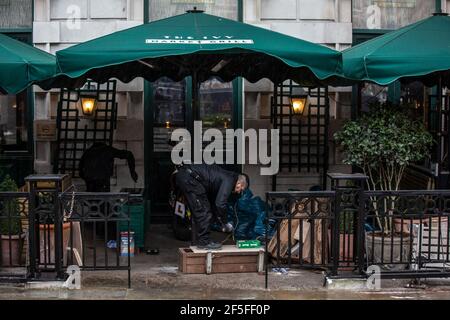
left=1, top=225, right=450, bottom=300
left=1, top=280, right=450, bottom=300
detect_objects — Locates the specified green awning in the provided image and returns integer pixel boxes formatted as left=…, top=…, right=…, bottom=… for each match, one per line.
left=51, top=10, right=343, bottom=87
left=343, top=13, right=450, bottom=86
left=0, top=33, right=57, bottom=94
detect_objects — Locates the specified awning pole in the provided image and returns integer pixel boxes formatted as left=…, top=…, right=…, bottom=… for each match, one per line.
left=192, top=69, right=200, bottom=122
left=191, top=69, right=200, bottom=163
left=440, top=76, right=449, bottom=186
left=436, top=0, right=442, bottom=13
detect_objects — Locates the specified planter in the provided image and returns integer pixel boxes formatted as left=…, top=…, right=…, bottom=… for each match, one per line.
left=393, top=218, right=423, bottom=235
left=394, top=217, right=448, bottom=235
left=365, top=232, right=411, bottom=270
left=326, top=231, right=355, bottom=270
left=1, top=233, right=26, bottom=266
left=339, top=233, right=354, bottom=270
left=39, top=222, right=72, bottom=266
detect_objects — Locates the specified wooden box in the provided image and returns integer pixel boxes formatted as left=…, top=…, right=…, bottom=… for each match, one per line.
left=178, top=245, right=265, bottom=274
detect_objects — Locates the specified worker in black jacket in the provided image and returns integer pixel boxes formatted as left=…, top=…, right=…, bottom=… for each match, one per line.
left=175, top=163, right=248, bottom=250
left=79, top=142, right=138, bottom=192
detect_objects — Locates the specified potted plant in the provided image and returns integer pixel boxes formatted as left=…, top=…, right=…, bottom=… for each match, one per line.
left=334, top=102, right=433, bottom=268
left=0, top=175, right=25, bottom=266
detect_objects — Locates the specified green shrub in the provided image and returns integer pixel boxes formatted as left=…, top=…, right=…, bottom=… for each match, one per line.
left=334, top=102, right=433, bottom=231
left=0, top=175, right=21, bottom=235
left=339, top=210, right=355, bottom=234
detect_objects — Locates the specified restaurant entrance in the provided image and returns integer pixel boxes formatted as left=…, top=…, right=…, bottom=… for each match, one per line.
left=146, top=77, right=242, bottom=223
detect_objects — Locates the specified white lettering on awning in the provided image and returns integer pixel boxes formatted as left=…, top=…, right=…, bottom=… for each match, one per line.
left=145, top=39, right=254, bottom=44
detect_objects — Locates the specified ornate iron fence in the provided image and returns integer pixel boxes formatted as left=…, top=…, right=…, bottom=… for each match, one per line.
left=265, top=189, right=450, bottom=288
left=0, top=186, right=132, bottom=287
left=0, top=192, right=30, bottom=282
left=363, top=190, right=450, bottom=279
left=265, top=191, right=337, bottom=288
left=59, top=190, right=132, bottom=287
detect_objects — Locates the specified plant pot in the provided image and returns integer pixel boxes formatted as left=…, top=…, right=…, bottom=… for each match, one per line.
left=326, top=231, right=354, bottom=269
left=393, top=218, right=423, bottom=235
left=39, top=222, right=72, bottom=266
left=339, top=233, right=354, bottom=270
left=365, top=232, right=411, bottom=270
left=394, top=217, right=449, bottom=235
left=1, top=233, right=25, bottom=266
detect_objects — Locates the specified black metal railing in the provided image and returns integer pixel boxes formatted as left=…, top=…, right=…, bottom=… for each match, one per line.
left=363, top=190, right=450, bottom=279
left=265, top=189, right=450, bottom=288
left=59, top=191, right=132, bottom=287
left=0, top=192, right=29, bottom=281
left=0, top=186, right=133, bottom=287
left=265, top=191, right=336, bottom=287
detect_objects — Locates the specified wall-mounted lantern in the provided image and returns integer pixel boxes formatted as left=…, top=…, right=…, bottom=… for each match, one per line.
left=224, top=118, right=231, bottom=129
left=290, top=95, right=310, bottom=116
left=79, top=85, right=98, bottom=116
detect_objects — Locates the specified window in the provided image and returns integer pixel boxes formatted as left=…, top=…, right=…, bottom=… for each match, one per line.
left=149, top=0, right=238, bottom=21
left=0, top=33, right=32, bottom=152
left=352, top=0, right=435, bottom=30
left=0, top=0, right=32, bottom=29
left=199, top=78, right=233, bottom=129
left=0, top=90, right=29, bottom=151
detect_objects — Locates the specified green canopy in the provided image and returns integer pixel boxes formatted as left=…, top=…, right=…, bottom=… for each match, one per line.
left=0, top=33, right=57, bottom=94
left=52, top=10, right=342, bottom=87
left=343, top=13, right=450, bottom=86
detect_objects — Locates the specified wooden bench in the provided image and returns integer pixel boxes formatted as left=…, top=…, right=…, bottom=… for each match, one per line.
left=178, top=245, right=265, bottom=274
left=399, top=166, right=435, bottom=190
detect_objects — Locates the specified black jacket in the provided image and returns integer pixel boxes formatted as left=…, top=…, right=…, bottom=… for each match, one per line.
left=79, top=142, right=136, bottom=181
left=185, top=164, right=238, bottom=220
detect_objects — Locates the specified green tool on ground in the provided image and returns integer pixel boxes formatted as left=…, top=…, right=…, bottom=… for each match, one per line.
left=236, top=240, right=261, bottom=249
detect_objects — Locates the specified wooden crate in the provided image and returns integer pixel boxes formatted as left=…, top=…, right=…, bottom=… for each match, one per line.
left=178, top=245, right=265, bottom=274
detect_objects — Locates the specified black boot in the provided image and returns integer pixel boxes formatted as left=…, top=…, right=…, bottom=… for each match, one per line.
left=196, top=241, right=222, bottom=250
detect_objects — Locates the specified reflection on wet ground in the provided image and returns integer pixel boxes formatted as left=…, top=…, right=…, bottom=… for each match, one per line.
left=1, top=284, right=450, bottom=300
left=1, top=225, right=450, bottom=300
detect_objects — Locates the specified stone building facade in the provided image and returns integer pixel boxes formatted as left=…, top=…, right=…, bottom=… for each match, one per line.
left=27, top=0, right=449, bottom=203
left=33, top=0, right=145, bottom=191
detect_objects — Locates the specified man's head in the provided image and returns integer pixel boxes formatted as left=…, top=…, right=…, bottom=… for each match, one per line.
left=234, top=174, right=248, bottom=194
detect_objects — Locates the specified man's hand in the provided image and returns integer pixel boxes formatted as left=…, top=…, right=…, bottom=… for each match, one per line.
left=131, top=171, right=138, bottom=183
left=221, top=223, right=234, bottom=233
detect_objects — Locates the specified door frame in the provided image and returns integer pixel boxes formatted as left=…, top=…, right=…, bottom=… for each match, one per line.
left=143, top=0, right=244, bottom=223
left=0, top=26, right=35, bottom=187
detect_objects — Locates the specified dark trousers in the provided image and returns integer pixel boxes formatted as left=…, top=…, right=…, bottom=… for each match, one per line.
left=175, top=168, right=212, bottom=245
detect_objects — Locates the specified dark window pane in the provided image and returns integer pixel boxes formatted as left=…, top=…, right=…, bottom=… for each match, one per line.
left=0, top=90, right=28, bottom=150
left=360, top=83, right=388, bottom=112
left=149, top=0, right=238, bottom=21
left=200, top=78, right=233, bottom=129
left=0, top=0, right=32, bottom=29
left=153, top=78, right=186, bottom=152
left=353, top=0, right=435, bottom=30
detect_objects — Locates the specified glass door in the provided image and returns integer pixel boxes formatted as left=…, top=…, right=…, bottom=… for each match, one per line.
left=149, top=78, right=187, bottom=221
left=0, top=33, right=33, bottom=187
left=148, top=76, right=239, bottom=222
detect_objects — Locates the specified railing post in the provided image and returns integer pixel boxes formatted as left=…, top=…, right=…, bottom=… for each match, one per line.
left=331, top=190, right=340, bottom=276
left=25, top=174, right=69, bottom=281
left=27, top=180, right=37, bottom=279
left=54, top=180, right=64, bottom=280
left=328, top=173, right=368, bottom=276
left=356, top=186, right=366, bottom=275
left=264, top=192, right=270, bottom=289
